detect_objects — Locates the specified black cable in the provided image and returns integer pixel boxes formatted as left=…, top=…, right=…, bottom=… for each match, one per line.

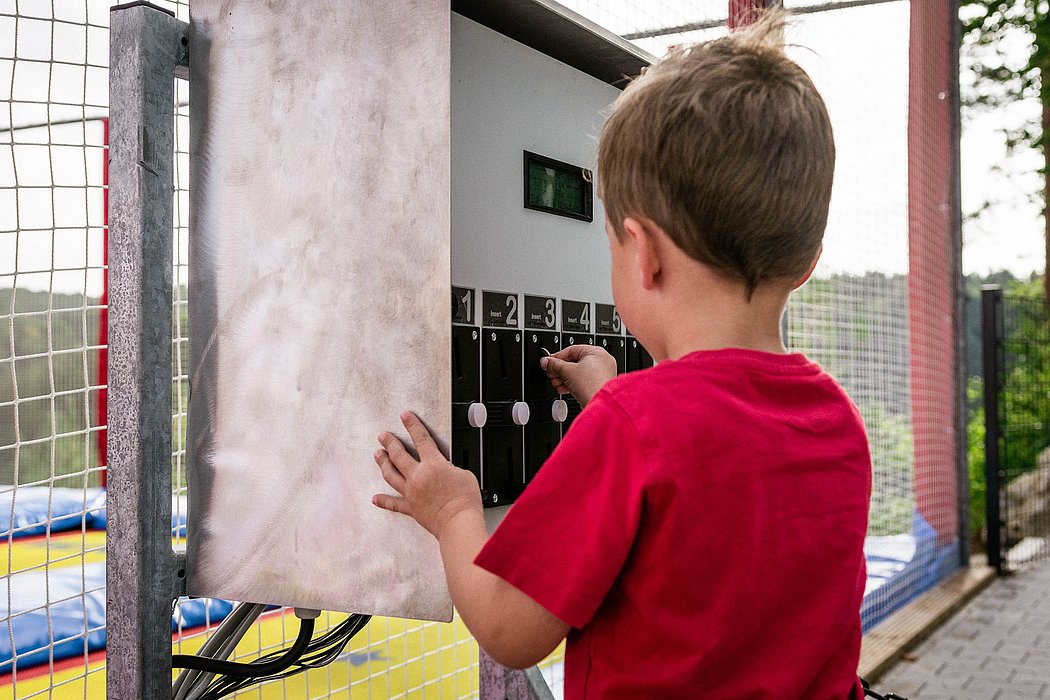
left=195, top=614, right=371, bottom=700
left=861, top=677, right=909, bottom=700
left=172, top=616, right=315, bottom=678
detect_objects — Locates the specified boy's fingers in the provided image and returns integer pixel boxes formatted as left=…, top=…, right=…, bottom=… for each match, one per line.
left=540, top=356, right=565, bottom=377
left=401, top=411, right=440, bottom=458
left=542, top=357, right=574, bottom=391
left=553, top=344, right=591, bottom=361
left=375, top=449, right=406, bottom=493
left=372, top=493, right=411, bottom=516
left=379, top=431, right=417, bottom=474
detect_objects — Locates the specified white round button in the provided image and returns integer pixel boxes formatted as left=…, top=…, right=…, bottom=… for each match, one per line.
left=511, top=402, right=530, bottom=426
left=467, top=402, right=487, bottom=429
left=551, top=399, right=568, bottom=423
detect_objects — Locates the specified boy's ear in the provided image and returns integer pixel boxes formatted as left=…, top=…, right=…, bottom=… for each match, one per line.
left=792, top=244, right=823, bottom=290
left=622, top=217, right=662, bottom=290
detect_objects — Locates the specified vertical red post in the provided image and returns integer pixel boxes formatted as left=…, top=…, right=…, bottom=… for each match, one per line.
left=728, top=0, right=771, bottom=30
left=98, top=117, right=109, bottom=488
left=908, top=3, right=957, bottom=544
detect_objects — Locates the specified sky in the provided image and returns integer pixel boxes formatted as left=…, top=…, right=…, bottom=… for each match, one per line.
left=0, top=0, right=1043, bottom=296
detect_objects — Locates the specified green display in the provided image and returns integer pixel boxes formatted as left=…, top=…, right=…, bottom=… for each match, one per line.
left=523, top=151, right=592, bottom=222
left=528, top=161, right=583, bottom=213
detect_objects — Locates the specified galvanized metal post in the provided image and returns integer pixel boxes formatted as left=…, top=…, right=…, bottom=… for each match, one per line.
left=107, top=3, right=189, bottom=697
left=982, top=285, right=1004, bottom=574
left=479, top=649, right=556, bottom=700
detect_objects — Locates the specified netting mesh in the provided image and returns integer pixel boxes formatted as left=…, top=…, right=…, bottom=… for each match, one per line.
left=0, top=0, right=960, bottom=696
left=2, top=1, right=110, bottom=697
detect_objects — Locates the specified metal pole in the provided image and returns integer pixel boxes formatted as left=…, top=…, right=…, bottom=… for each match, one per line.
left=99, top=117, right=109, bottom=489
left=982, top=285, right=1003, bottom=574
left=107, top=3, right=189, bottom=697
left=948, top=0, right=969, bottom=568
left=727, top=0, right=780, bottom=30
left=625, top=0, right=886, bottom=40
left=479, top=649, right=556, bottom=700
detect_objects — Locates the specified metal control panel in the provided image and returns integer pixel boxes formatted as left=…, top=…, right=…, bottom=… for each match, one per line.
left=450, top=285, right=652, bottom=508
left=450, top=14, right=653, bottom=508
left=185, top=0, right=652, bottom=618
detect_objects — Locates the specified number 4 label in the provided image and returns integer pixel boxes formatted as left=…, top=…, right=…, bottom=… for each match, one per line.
left=562, top=300, right=591, bottom=333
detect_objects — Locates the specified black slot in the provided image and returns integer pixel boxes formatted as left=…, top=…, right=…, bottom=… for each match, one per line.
left=564, top=396, right=584, bottom=432
left=451, top=425, right=482, bottom=486
left=560, top=333, right=593, bottom=433
left=525, top=419, right=561, bottom=482
left=523, top=331, right=560, bottom=401
left=626, top=336, right=654, bottom=372
left=597, top=334, right=627, bottom=375
left=452, top=325, right=481, bottom=402
left=483, top=328, right=523, bottom=403
left=482, top=424, right=524, bottom=507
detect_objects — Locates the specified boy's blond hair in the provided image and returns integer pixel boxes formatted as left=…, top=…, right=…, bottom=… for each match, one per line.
left=598, top=11, right=834, bottom=298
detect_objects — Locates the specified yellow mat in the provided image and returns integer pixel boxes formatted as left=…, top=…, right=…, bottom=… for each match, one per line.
left=1, top=531, right=563, bottom=699
left=1, top=530, right=106, bottom=577
left=9, top=611, right=486, bottom=699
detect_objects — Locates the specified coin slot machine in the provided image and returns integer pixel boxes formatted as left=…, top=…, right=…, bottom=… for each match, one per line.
left=185, top=0, right=652, bottom=619
left=449, top=7, right=652, bottom=513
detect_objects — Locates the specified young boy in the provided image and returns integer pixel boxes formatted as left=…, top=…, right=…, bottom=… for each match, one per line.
left=372, top=12, right=871, bottom=699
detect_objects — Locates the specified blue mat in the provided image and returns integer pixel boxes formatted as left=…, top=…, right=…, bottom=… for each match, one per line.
left=861, top=509, right=958, bottom=632
left=0, top=487, right=106, bottom=539
left=85, top=489, right=189, bottom=536
left=0, top=491, right=954, bottom=671
left=0, top=486, right=188, bottom=540
left=0, top=561, right=233, bottom=673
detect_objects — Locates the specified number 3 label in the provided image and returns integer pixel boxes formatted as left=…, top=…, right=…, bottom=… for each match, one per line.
left=524, top=295, right=558, bottom=330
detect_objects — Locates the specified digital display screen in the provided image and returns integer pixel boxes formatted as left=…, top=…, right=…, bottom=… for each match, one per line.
left=523, top=151, right=593, bottom=222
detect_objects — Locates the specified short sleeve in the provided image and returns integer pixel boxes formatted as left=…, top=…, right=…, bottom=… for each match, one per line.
left=474, top=391, right=646, bottom=629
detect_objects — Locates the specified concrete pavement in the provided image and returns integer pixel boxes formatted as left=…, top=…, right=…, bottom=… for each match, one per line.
left=876, top=557, right=1050, bottom=699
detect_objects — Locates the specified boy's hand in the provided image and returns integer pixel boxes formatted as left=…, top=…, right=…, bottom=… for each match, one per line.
left=540, top=344, right=617, bottom=406
left=372, top=411, right=483, bottom=541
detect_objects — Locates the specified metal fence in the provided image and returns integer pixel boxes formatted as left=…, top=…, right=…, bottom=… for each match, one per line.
left=1, top=0, right=966, bottom=697
left=982, top=286, right=1050, bottom=574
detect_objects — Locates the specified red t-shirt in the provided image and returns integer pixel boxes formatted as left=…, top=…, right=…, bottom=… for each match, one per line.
left=475, top=348, right=871, bottom=699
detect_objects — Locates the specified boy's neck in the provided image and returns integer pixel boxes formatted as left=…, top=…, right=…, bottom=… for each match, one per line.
left=646, top=267, right=791, bottom=363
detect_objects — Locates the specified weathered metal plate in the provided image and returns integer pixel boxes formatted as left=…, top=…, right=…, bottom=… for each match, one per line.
left=187, top=0, right=452, bottom=620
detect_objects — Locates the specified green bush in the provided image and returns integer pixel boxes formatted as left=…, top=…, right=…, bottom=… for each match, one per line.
left=967, top=276, right=1050, bottom=540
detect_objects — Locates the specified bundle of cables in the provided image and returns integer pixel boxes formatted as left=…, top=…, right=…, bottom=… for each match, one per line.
left=861, top=677, right=909, bottom=700
left=172, top=603, right=371, bottom=700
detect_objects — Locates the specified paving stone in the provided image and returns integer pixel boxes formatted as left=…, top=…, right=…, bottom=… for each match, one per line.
left=964, top=682, right=1009, bottom=698
left=1001, top=680, right=1048, bottom=696
left=879, top=559, right=1050, bottom=698
left=1010, top=666, right=1050, bottom=682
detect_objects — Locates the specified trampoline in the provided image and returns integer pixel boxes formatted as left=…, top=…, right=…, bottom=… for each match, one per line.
left=1, top=486, right=949, bottom=697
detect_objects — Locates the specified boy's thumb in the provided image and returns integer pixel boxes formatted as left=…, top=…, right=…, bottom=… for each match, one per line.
left=540, top=356, right=559, bottom=374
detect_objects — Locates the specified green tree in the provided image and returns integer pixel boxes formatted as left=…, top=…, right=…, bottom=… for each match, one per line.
left=961, top=1, right=1050, bottom=297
